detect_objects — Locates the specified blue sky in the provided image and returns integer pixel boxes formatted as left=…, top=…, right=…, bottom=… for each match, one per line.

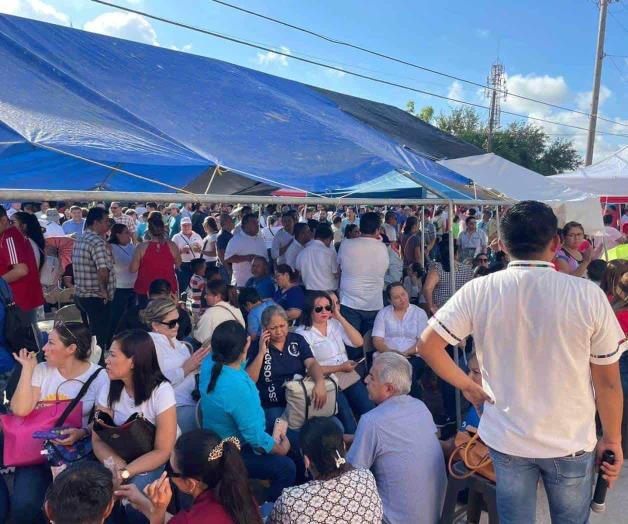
left=3, top=0, right=628, bottom=162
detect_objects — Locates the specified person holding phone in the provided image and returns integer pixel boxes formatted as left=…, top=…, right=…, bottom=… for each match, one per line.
left=295, top=291, right=374, bottom=434
left=200, top=321, right=295, bottom=502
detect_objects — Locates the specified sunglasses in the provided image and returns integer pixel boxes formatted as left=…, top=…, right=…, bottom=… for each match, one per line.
left=158, top=318, right=179, bottom=329
left=314, top=305, right=332, bottom=313
left=165, top=462, right=183, bottom=478
left=55, top=320, right=78, bottom=342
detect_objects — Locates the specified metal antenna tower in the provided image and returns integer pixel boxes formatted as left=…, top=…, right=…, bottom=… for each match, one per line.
left=485, top=60, right=507, bottom=152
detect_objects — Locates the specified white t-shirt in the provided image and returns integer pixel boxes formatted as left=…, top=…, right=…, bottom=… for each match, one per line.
left=224, top=231, right=268, bottom=287
left=41, top=221, right=65, bottom=238
left=202, top=233, right=218, bottom=262
left=429, top=260, right=627, bottom=458
left=172, top=231, right=203, bottom=263
left=295, top=240, right=339, bottom=291
left=593, top=226, right=624, bottom=250
left=372, top=304, right=428, bottom=353
left=32, top=362, right=109, bottom=426
left=261, top=226, right=282, bottom=250
left=97, top=381, right=176, bottom=426
left=270, top=228, right=294, bottom=264
left=338, top=237, right=389, bottom=311
left=285, top=240, right=310, bottom=271
left=382, top=223, right=397, bottom=243
left=150, top=333, right=196, bottom=407
left=295, top=319, right=352, bottom=366
left=194, top=301, right=245, bottom=345
left=111, top=243, right=137, bottom=289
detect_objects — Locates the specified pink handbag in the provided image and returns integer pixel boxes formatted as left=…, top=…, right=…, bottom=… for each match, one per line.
left=0, top=378, right=89, bottom=467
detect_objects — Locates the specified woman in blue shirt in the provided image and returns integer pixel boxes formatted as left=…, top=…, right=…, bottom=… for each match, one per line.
left=199, top=320, right=295, bottom=502
left=273, top=265, right=304, bottom=322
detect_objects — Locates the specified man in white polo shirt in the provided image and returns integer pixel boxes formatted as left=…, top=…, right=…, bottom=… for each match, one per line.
left=284, top=222, right=312, bottom=271
left=338, top=212, right=389, bottom=341
left=418, top=201, right=625, bottom=523
left=224, top=213, right=268, bottom=287
left=296, top=223, right=339, bottom=291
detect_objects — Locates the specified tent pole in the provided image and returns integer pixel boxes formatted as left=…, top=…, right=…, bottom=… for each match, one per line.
left=420, top=207, right=426, bottom=268
left=204, top=165, right=221, bottom=194
left=448, top=201, right=461, bottom=429
left=495, top=205, right=501, bottom=243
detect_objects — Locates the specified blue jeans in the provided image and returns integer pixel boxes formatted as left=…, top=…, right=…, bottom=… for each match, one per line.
left=336, top=380, right=375, bottom=434
left=490, top=448, right=595, bottom=524
left=340, top=305, right=379, bottom=362
left=619, top=353, right=628, bottom=393
left=177, top=404, right=199, bottom=434
left=241, top=445, right=296, bottom=502
left=11, top=464, right=52, bottom=524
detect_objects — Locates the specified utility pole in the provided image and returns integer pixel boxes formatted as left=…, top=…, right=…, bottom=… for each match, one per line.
left=585, top=0, right=616, bottom=166
left=484, top=60, right=507, bottom=153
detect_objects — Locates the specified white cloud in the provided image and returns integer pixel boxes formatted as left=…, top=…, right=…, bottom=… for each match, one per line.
left=503, top=74, right=569, bottom=114
left=1, top=0, right=70, bottom=26
left=170, top=43, right=193, bottom=52
left=447, top=80, right=464, bottom=101
left=124, top=0, right=143, bottom=4
left=574, top=85, right=612, bottom=111
left=256, top=46, right=291, bottom=67
left=84, top=11, right=159, bottom=46
left=475, top=28, right=490, bottom=38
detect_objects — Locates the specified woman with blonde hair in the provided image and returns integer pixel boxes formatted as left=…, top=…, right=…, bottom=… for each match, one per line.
left=142, top=299, right=210, bottom=433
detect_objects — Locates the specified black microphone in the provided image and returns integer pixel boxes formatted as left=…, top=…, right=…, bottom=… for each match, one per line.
left=591, top=450, right=615, bottom=513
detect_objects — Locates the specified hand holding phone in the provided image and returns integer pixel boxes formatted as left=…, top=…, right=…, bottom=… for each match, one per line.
left=272, top=418, right=288, bottom=444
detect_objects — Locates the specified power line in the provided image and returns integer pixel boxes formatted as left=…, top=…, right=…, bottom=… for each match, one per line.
left=609, top=10, right=628, bottom=33
left=88, top=0, right=628, bottom=138
left=608, top=55, right=628, bottom=82
left=208, top=0, right=628, bottom=129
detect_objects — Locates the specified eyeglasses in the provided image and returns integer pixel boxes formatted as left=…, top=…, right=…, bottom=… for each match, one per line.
left=477, top=258, right=489, bottom=263
left=157, top=318, right=179, bottom=329
left=314, top=305, right=332, bottom=313
left=165, top=462, right=183, bottom=478
left=54, top=320, right=78, bottom=342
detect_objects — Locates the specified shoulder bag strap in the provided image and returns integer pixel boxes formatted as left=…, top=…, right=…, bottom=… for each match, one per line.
left=213, top=304, right=239, bottom=322
left=299, top=379, right=310, bottom=421
left=55, top=367, right=104, bottom=427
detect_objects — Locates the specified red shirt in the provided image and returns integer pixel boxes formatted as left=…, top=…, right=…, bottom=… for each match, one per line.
left=616, top=310, right=628, bottom=335
left=170, top=490, right=234, bottom=524
left=0, top=226, right=44, bottom=310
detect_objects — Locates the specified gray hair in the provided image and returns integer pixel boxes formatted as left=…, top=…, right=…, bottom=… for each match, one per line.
left=141, top=298, right=177, bottom=327
left=374, top=352, right=412, bottom=396
left=260, top=305, right=288, bottom=328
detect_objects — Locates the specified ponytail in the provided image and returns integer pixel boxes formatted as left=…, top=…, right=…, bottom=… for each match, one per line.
left=205, top=320, right=249, bottom=395
left=206, top=358, right=223, bottom=394
left=218, top=441, right=263, bottom=524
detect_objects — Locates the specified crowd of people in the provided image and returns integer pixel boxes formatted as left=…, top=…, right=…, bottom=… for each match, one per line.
left=0, top=198, right=626, bottom=523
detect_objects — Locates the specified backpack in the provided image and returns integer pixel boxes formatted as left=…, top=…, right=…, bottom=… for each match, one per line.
left=0, top=279, right=39, bottom=354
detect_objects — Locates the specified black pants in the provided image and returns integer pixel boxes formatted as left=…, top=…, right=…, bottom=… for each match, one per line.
left=110, top=288, right=137, bottom=337
left=75, top=296, right=112, bottom=362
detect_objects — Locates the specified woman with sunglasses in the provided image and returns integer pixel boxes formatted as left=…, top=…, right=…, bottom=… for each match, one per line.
left=8, top=322, right=108, bottom=524
left=93, top=329, right=177, bottom=524
left=294, top=292, right=373, bottom=434
left=142, top=299, right=210, bottom=433
left=115, top=429, right=263, bottom=524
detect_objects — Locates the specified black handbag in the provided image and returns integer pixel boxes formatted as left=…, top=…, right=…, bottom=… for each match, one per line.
left=0, top=280, right=38, bottom=353
left=93, top=410, right=156, bottom=463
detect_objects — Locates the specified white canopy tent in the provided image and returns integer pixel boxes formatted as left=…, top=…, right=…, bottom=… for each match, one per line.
left=439, top=153, right=604, bottom=234
left=551, top=146, right=628, bottom=199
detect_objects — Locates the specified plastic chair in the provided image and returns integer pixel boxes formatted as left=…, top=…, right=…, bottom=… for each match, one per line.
left=440, top=461, right=499, bottom=524
left=54, top=304, right=83, bottom=324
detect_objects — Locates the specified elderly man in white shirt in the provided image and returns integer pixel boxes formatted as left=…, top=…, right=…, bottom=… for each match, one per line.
left=284, top=222, right=312, bottom=271
left=419, top=200, right=626, bottom=523
left=224, top=213, right=268, bottom=287
left=337, top=212, right=389, bottom=341
left=172, top=216, right=203, bottom=292
left=295, top=224, right=339, bottom=291
left=270, top=212, right=295, bottom=265
left=347, top=352, right=446, bottom=524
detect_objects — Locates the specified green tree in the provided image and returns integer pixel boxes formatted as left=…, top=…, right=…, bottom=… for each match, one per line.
left=406, top=104, right=581, bottom=175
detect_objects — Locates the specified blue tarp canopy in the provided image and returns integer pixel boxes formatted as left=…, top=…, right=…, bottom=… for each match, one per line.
left=0, top=14, right=490, bottom=200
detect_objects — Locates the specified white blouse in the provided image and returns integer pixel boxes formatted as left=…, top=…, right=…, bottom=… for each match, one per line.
left=294, top=318, right=353, bottom=366
left=149, top=332, right=196, bottom=407
left=372, top=304, right=428, bottom=353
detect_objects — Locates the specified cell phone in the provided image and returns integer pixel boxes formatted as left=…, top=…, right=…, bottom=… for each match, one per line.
left=272, top=418, right=288, bottom=443
left=32, top=428, right=66, bottom=440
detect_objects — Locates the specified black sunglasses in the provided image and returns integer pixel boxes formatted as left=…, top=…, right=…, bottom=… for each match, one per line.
left=165, top=462, right=183, bottom=478
left=158, top=318, right=179, bottom=329
left=314, top=305, right=332, bottom=313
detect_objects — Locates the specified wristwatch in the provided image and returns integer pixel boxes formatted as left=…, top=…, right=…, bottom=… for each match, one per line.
left=120, top=469, right=131, bottom=481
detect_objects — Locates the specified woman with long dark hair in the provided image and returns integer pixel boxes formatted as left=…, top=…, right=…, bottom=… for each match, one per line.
left=273, top=264, right=304, bottom=321
left=131, top=216, right=181, bottom=308
left=200, top=321, right=294, bottom=503
left=399, top=215, right=421, bottom=266
left=109, top=223, right=137, bottom=335
left=117, top=429, right=263, bottom=524
left=93, top=329, right=177, bottom=524
left=269, top=417, right=382, bottom=523
left=13, top=211, right=45, bottom=270
left=194, top=280, right=244, bottom=346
